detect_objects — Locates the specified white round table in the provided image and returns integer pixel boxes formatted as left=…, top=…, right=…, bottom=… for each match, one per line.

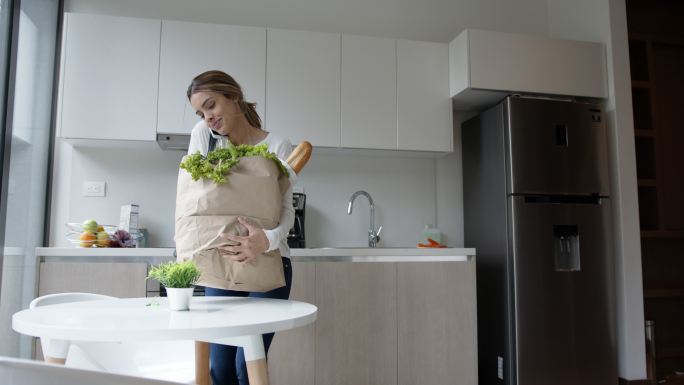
left=13, top=296, right=317, bottom=385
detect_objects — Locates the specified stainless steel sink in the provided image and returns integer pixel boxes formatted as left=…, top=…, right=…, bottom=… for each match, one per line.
left=316, top=247, right=413, bottom=250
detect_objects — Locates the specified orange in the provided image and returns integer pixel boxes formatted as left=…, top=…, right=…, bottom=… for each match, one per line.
left=79, top=231, right=97, bottom=248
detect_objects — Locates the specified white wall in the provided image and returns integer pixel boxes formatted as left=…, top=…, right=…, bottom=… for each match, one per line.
left=50, top=143, right=443, bottom=248
left=51, top=142, right=185, bottom=247
left=547, top=0, right=646, bottom=380
left=298, top=152, right=439, bottom=247
left=64, top=0, right=548, bottom=43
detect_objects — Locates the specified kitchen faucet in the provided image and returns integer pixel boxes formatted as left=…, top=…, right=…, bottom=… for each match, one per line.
left=347, top=190, right=382, bottom=248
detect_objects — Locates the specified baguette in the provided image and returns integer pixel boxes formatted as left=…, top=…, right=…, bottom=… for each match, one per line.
left=286, top=141, right=313, bottom=174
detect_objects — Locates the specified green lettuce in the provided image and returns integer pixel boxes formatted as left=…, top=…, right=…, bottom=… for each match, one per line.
left=180, top=143, right=289, bottom=184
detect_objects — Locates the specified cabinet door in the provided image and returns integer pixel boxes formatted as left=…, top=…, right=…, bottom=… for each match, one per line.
left=59, top=14, right=160, bottom=140
left=268, top=262, right=315, bottom=385
left=397, top=40, right=452, bottom=152
left=38, top=262, right=148, bottom=298
left=266, top=29, right=340, bottom=147
left=158, top=21, right=266, bottom=135
left=341, top=35, right=397, bottom=149
left=397, top=261, right=478, bottom=385
left=467, top=29, right=606, bottom=99
left=315, top=262, right=397, bottom=385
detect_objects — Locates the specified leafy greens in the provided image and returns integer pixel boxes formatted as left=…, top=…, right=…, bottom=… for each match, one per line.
left=180, top=143, right=289, bottom=184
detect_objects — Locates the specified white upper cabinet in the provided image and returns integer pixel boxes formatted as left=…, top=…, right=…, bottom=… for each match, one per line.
left=450, top=29, right=607, bottom=110
left=397, top=40, right=452, bottom=152
left=266, top=29, right=341, bottom=148
left=340, top=35, right=397, bottom=150
left=59, top=13, right=160, bottom=141
left=157, top=21, right=266, bottom=135
left=58, top=14, right=452, bottom=153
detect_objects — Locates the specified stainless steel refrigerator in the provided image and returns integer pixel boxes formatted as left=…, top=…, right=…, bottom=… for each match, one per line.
left=462, top=96, right=617, bottom=385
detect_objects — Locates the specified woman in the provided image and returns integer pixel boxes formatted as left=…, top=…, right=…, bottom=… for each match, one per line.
left=186, top=70, right=294, bottom=385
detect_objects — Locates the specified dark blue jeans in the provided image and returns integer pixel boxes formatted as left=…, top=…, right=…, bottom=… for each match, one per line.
left=204, top=257, right=292, bottom=385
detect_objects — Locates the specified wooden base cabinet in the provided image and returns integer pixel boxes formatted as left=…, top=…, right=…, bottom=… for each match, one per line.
left=268, top=260, right=477, bottom=385
left=397, top=262, right=478, bottom=385
left=38, top=261, right=148, bottom=298
left=315, top=262, right=398, bottom=385
left=268, top=262, right=316, bottom=385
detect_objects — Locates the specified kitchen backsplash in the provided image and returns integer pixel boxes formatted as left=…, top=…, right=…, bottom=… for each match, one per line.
left=49, top=138, right=463, bottom=248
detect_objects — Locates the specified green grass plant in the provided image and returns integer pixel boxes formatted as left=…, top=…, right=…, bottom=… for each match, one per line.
left=147, top=260, right=201, bottom=288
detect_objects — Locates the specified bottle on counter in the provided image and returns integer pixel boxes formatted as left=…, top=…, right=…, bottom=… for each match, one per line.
left=421, top=224, right=441, bottom=244
left=136, top=227, right=148, bottom=248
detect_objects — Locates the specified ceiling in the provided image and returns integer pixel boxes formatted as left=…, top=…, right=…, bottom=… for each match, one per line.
left=65, top=0, right=549, bottom=43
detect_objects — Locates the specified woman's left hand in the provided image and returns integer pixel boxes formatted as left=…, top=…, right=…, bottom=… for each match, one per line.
left=219, top=217, right=269, bottom=263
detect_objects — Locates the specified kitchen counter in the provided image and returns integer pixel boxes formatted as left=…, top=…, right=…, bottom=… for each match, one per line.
left=35, top=247, right=175, bottom=264
left=292, top=247, right=474, bottom=262
left=35, top=246, right=477, bottom=383
left=35, top=247, right=475, bottom=263
left=36, top=247, right=176, bottom=257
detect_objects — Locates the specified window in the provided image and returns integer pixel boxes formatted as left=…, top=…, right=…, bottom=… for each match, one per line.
left=0, top=0, right=60, bottom=358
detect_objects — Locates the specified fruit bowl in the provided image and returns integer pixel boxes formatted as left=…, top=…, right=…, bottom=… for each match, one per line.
left=65, top=223, right=142, bottom=248
left=65, top=222, right=118, bottom=234
left=65, top=231, right=114, bottom=247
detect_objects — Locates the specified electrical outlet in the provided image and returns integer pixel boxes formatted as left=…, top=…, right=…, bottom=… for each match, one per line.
left=83, top=181, right=106, bottom=197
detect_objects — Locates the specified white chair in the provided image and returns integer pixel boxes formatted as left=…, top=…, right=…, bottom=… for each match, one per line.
left=0, top=355, right=184, bottom=385
left=30, top=292, right=116, bottom=364
left=29, top=292, right=196, bottom=384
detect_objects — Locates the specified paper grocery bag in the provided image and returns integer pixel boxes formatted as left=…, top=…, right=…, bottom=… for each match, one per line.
left=193, top=248, right=285, bottom=293
left=175, top=156, right=290, bottom=292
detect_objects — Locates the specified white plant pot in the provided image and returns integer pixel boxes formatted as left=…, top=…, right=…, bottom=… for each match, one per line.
left=166, top=287, right=194, bottom=311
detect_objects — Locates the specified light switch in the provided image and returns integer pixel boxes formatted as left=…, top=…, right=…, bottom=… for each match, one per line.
left=83, top=181, right=106, bottom=197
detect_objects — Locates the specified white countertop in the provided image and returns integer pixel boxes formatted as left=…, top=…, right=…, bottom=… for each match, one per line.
left=35, top=247, right=176, bottom=264
left=36, top=247, right=176, bottom=257
left=292, top=247, right=474, bottom=262
left=36, top=247, right=475, bottom=263
left=293, top=247, right=474, bottom=257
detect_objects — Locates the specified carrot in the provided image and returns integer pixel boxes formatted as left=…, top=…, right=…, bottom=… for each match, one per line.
left=417, top=240, right=447, bottom=248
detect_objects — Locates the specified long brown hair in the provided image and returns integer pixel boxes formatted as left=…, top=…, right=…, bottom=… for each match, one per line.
left=187, top=70, right=262, bottom=129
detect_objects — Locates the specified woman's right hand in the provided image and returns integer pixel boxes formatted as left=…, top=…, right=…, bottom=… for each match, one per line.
left=218, top=217, right=269, bottom=263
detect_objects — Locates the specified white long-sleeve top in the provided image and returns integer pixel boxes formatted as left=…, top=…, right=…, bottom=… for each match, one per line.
left=187, top=121, right=295, bottom=258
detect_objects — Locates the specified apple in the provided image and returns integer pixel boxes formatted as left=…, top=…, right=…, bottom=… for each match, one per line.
left=82, top=219, right=98, bottom=233
left=96, top=231, right=110, bottom=247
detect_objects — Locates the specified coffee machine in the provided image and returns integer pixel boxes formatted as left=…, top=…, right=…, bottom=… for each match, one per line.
left=288, top=193, right=306, bottom=248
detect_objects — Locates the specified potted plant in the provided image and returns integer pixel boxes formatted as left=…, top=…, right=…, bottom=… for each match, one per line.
left=147, top=260, right=201, bottom=311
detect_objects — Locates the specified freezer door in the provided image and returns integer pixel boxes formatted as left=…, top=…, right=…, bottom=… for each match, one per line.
left=505, top=97, right=610, bottom=196
left=509, top=196, right=616, bottom=385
